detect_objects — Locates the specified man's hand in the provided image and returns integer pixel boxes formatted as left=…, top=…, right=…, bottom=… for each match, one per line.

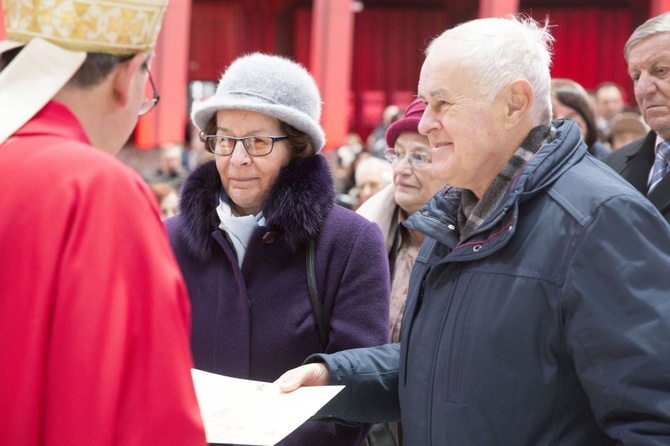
left=274, top=363, right=330, bottom=392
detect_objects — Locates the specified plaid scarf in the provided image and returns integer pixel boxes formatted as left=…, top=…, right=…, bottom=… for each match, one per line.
left=458, top=125, right=555, bottom=240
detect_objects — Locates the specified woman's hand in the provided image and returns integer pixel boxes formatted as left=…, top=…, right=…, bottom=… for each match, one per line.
left=274, top=363, right=330, bottom=392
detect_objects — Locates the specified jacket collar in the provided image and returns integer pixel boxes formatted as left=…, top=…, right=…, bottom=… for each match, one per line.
left=178, top=154, right=335, bottom=262
left=406, top=119, right=586, bottom=253
left=614, top=130, right=656, bottom=194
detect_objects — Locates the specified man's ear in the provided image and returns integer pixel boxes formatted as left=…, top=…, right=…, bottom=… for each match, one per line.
left=505, top=78, right=533, bottom=128
left=112, top=53, right=146, bottom=108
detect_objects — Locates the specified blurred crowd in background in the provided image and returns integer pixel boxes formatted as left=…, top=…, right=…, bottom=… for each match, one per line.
left=124, top=77, right=647, bottom=219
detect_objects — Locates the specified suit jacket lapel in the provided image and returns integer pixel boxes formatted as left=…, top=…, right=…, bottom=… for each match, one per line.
left=620, top=132, right=657, bottom=194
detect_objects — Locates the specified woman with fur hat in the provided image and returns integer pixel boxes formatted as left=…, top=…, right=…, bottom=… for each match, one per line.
left=165, top=53, right=390, bottom=445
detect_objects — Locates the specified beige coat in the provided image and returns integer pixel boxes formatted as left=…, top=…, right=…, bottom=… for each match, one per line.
left=357, top=184, right=421, bottom=343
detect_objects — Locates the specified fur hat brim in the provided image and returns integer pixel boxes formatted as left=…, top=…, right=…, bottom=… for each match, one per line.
left=192, top=92, right=325, bottom=154
left=191, top=53, right=326, bottom=154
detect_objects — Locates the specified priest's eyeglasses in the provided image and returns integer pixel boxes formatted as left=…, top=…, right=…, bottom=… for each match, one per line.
left=138, top=62, right=160, bottom=116
left=204, top=135, right=289, bottom=157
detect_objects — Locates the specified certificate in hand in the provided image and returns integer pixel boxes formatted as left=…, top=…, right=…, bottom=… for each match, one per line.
left=191, top=368, right=343, bottom=445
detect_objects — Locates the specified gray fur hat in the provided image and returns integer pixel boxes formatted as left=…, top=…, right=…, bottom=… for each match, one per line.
left=191, top=52, right=325, bottom=153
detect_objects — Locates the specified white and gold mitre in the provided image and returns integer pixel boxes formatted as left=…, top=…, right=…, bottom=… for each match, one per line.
left=3, top=0, right=169, bottom=55
left=0, top=0, right=169, bottom=144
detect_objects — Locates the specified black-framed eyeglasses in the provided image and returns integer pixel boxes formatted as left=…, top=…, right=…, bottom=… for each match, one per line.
left=138, top=62, right=160, bottom=116
left=203, top=135, right=289, bottom=157
left=384, top=149, right=431, bottom=167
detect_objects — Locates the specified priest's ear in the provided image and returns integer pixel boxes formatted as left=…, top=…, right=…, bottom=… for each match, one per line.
left=112, top=53, right=147, bottom=109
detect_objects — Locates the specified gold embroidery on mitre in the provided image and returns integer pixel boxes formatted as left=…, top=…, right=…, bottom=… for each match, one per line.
left=4, top=0, right=168, bottom=55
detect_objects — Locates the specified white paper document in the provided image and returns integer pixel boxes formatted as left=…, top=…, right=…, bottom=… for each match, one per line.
left=191, top=368, right=344, bottom=445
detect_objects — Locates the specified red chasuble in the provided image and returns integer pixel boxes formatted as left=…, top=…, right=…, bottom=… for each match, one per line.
left=0, top=102, right=205, bottom=445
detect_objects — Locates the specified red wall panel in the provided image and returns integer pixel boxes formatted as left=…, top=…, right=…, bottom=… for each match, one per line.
left=522, top=8, right=634, bottom=104
left=188, top=2, right=279, bottom=81
left=136, top=0, right=192, bottom=149
left=189, top=2, right=639, bottom=143
left=344, top=7, right=453, bottom=139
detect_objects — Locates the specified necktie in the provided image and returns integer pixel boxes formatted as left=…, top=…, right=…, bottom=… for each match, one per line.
left=648, top=141, right=670, bottom=195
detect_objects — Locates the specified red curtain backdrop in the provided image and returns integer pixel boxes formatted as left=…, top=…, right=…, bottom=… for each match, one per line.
left=188, top=1, right=279, bottom=82
left=293, top=6, right=453, bottom=140
left=522, top=8, right=634, bottom=104
left=136, top=0, right=192, bottom=149
left=189, top=3, right=636, bottom=142
left=291, top=6, right=634, bottom=140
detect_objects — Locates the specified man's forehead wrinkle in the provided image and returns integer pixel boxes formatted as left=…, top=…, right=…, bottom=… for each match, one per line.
left=418, top=84, right=449, bottom=102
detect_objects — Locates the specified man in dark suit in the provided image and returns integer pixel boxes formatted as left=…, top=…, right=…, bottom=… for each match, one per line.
left=603, top=12, right=670, bottom=223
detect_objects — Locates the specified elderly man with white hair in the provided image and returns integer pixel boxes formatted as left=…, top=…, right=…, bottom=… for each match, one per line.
left=277, top=14, right=670, bottom=445
left=603, top=12, right=670, bottom=223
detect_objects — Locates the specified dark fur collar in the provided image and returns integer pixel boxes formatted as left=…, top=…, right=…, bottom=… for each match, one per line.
left=178, top=154, right=336, bottom=262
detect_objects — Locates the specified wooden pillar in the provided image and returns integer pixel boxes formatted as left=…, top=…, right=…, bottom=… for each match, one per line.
left=310, top=0, right=356, bottom=151
left=478, top=0, right=519, bottom=18
left=135, top=0, right=191, bottom=149
left=651, top=0, right=670, bottom=15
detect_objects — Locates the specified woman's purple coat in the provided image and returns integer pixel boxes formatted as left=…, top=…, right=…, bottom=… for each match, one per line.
left=165, top=154, right=390, bottom=445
